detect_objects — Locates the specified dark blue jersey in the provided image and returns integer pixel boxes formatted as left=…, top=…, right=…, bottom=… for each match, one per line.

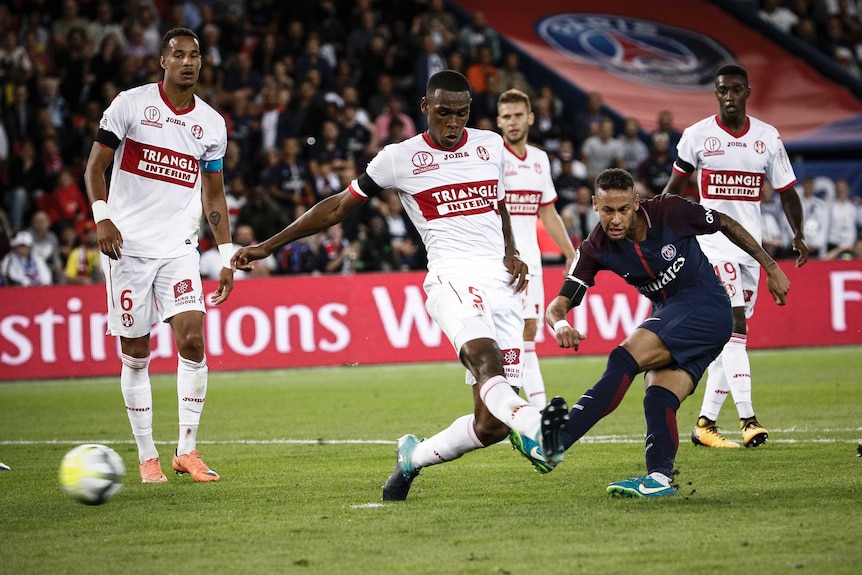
left=574, top=194, right=725, bottom=305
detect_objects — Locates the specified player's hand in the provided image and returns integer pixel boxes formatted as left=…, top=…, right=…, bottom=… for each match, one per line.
left=210, top=266, right=234, bottom=305
left=792, top=234, right=809, bottom=268
left=232, top=244, right=269, bottom=271
left=96, top=220, right=123, bottom=259
left=505, top=254, right=529, bottom=293
left=765, top=263, right=790, bottom=306
left=553, top=323, right=586, bottom=350
left=545, top=296, right=586, bottom=350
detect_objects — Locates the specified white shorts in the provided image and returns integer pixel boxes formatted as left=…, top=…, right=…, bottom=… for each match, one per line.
left=102, top=252, right=205, bottom=338
left=710, top=258, right=759, bottom=319
left=423, top=273, right=524, bottom=387
left=519, top=271, right=545, bottom=322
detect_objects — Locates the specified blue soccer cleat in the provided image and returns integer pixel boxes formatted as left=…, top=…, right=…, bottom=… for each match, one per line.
left=508, top=429, right=555, bottom=474
left=606, top=475, right=677, bottom=498
left=382, top=434, right=422, bottom=501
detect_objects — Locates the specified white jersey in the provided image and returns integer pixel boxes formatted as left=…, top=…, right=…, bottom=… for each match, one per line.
left=350, top=128, right=510, bottom=281
left=674, top=114, right=796, bottom=265
left=99, top=82, right=228, bottom=258
left=502, top=142, right=557, bottom=272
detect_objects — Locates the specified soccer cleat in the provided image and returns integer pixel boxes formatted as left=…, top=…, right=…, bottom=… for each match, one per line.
left=857, top=441, right=862, bottom=457
left=740, top=417, right=769, bottom=448
left=381, top=434, right=421, bottom=501
left=508, top=429, right=554, bottom=474
left=540, top=396, right=569, bottom=467
left=607, top=475, right=676, bottom=498
left=691, top=417, right=740, bottom=448
left=0, top=461, right=10, bottom=471
left=172, top=450, right=220, bottom=482
left=139, top=457, right=167, bottom=483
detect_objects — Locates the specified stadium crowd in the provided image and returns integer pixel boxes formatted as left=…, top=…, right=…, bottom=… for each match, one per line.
left=1, top=0, right=861, bottom=287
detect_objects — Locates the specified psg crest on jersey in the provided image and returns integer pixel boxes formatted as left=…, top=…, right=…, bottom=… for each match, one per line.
left=536, top=14, right=735, bottom=90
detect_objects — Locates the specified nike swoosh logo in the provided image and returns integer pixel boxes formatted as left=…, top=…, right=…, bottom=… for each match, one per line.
left=529, top=446, right=544, bottom=461
left=638, top=483, right=669, bottom=495
left=643, top=318, right=661, bottom=322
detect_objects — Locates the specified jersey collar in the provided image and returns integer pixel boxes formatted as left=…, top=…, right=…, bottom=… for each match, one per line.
left=158, top=82, right=197, bottom=115
left=422, top=129, right=468, bottom=151
left=715, top=114, right=750, bottom=138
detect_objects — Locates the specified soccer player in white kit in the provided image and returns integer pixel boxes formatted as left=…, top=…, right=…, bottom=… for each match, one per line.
left=663, top=64, right=808, bottom=448
left=497, top=89, right=575, bottom=408
left=233, top=71, right=570, bottom=500
left=84, top=28, right=234, bottom=483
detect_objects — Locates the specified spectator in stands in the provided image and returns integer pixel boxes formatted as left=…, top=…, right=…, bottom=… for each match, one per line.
left=317, top=222, right=358, bottom=274
left=346, top=8, right=383, bottom=69
left=561, top=185, right=599, bottom=245
left=27, top=210, right=63, bottom=284
left=1, top=230, right=51, bottom=286
left=355, top=214, right=399, bottom=273
left=760, top=182, right=795, bottom=258
left=366, top=73, right=404, bottom=121
left=225, top=176, right=247, bottom=233
left=4, top=83, right=39, bottom=148
left=825, top=179, right=861, bottom=258
left=5, top=139, right=44, bottom=232
left=290, top=78, right=326, bottom=142
left=64, top=221, right=102, bottom=284
left=410, top=0, right=459, bottom=54
left=264, top=137, right=312, bottom=211
left=222, top=51, right=263, bottom=95
left=51, top=0, right=88, bottom=51
left=581, top=117, right=624, bottom=181
left=90, top=33, right=125, bottom=100
left=498, top=51, right=532, bottom=94
left=374, top=96, right=417, bottom=145
left=338, top=103, right=375, bottom=168
left=311, top=153, right=343, bottom=202
left=528, top=95, right=567, bottom=154
left=202, top=224, right=276, bottom=279
left=800, top=176, right=830, bottom=258
left=414, top=33, right=448, bottom=106
left=759, top=0, right=800, bottom=33
left=459, top=12, right=501, bottom=64
left=87, top=0, right=127, bottom=50
left=378, top=189, right=424, bottom=271
left=617, top=117, right=649, bottom=174
left=236, top=186, right=291, bottom=247
left=652, top=109, right=682, bottom=159
left=573, top=91, right=608, bottom=148
left=636, top=132, right=675, bottom=199
left=552, top=147, right=589, bottom=213
left=294, top=33, right=335, bottom=94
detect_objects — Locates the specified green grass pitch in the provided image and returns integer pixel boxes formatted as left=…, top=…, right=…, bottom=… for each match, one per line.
left=1, top=346, right=860, bottom=574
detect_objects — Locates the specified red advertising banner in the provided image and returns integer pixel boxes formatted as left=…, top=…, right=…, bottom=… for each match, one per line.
left=1, top=260, right=860, bottom=381
left=454, top=0, right=862, bottom=139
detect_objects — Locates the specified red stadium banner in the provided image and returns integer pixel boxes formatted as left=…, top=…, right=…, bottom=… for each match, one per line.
left=454, top=0, right=862, bottom=139
left=1, top=260, right=860, bottom=381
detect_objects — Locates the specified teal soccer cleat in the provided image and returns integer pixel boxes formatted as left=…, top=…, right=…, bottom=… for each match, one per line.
left=508, top=429, right=554, bottom=474
left=381, top=434, right=422, bottom=501
left=606, top=475, right=677, bottom=498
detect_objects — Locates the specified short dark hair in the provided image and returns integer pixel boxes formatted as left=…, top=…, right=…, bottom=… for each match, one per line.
left=161, top=28, right=200, bottom=54
left=497, top=88, right=531, bottom=112
left=426, top=70, right=471, bottom=96
left=595, top=168, right=634, bottom=193
left=715, top=64, right=748, bottom=85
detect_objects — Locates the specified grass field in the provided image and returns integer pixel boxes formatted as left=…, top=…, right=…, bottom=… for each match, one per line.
left=1, top=346, right=861, bottom=575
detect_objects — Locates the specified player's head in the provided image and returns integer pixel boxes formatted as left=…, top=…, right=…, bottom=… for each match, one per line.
left=714, top=64, right=750, bottom=123
left=160, top=28, right=202, bottom=89
left=593, top=168, right=639, bottom=241
left=497, top=89, right=533, bottom=146
left=421, top=70, right=472, bottom=150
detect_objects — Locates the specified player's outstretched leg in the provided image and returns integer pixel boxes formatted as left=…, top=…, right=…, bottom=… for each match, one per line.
left=382, top=434, right=422, bottom=501
left=740, top=416, right=768, bottom=448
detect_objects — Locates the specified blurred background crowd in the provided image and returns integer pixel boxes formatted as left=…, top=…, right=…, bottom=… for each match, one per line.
left=1, top=0, right=861, bottom=287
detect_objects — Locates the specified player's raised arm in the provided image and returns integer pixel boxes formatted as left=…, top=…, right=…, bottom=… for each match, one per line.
left=718, top=211, right=790, bottom=306
left=232, top=189, right=365, bottom=270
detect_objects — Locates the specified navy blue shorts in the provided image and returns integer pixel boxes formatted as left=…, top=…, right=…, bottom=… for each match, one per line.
left=640, top=289, right=733, bottom=386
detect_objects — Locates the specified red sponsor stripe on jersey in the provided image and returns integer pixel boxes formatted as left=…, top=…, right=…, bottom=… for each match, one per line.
left=506, top=189, right=543, bottom=216
left=700, top=169, right=762, bottom=201
left=413, top=180, right=499, bottom=220
left=119, top=138, right=199, bottom=188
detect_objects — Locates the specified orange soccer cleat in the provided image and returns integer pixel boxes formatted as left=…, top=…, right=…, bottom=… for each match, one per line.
left=172, top=450, right=220, bottom=482
left=139, top=457, right=167, bottom=483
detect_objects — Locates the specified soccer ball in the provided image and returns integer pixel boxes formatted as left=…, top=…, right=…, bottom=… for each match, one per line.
left=59, top=444, right=125, bottom=505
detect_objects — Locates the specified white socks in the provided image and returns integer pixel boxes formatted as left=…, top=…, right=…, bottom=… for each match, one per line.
left=177, top=354, right=208, bottom=456
left=411, top=415, right=484, bottom=468
left=479, top=375, right=541, bottom=439
left=120, top=353, right=157, bottom=463
left=699, top=334, right=753, bottom=421
left=521, top=341, right=547, bottom=408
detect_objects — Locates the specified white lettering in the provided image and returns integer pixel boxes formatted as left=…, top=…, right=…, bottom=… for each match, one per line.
left=588, top=293, right=652, bottom=340
left=0, top=316, right=32, bottom=366
left=318, top=303, right=350, bottom=352
left=225, top=306, right=271, bottom=355
left=68, top=297, right=84, bottom=361
left=830, top=270, right=862, bottom=331
left=34, top=308, right=63, bottom=363
left=274, top=305, right=316, bottom=352
left=372, top=286, right=441, bottom=348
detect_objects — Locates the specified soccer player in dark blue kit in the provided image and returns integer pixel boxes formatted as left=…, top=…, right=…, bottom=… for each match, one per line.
left=539, top=168, right=790, bottom=497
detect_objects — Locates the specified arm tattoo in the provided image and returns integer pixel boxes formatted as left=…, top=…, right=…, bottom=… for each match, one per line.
left=208, top=211, right=222, bottom=227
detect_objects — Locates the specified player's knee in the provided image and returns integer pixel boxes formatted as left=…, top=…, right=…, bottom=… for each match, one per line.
left=175, top=331, right=205, bottom=359
left=473, top=415, right=508, bottom=445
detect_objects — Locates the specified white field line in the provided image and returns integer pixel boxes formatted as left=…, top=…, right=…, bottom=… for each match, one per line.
left=3, top=428, right=861, bottom=447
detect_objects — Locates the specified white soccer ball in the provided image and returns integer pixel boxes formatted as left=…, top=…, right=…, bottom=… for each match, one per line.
left=59, top=444, right=125, bottom=505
